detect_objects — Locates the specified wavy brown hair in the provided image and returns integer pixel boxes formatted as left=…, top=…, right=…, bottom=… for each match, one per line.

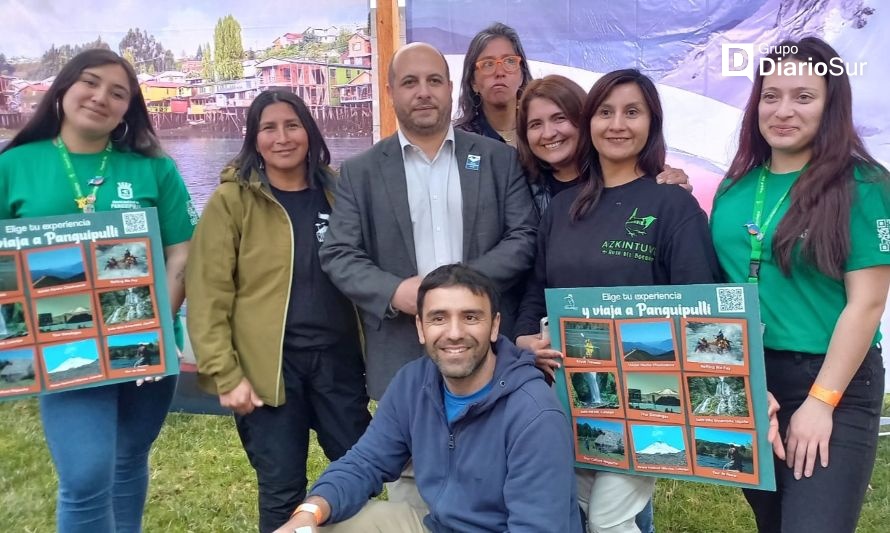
left=516, top=75, right=587, bottom=185
left=570, top=69, right=665, bottom=221
left=722, top=36, right=886, bottom=278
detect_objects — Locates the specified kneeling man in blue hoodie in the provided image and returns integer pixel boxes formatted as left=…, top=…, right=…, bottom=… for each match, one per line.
left=274, top=264, right=582, bottom=533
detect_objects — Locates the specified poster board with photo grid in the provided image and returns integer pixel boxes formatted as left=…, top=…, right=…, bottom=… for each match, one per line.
left=0, top=208, right=178, bottom=399
left=546, top=284, right=775, bottom=490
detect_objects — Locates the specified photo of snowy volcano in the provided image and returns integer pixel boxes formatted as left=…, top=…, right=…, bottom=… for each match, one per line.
left=40, top=338, right=103, bottom=386
left=630, top=423, right=690, bottom=472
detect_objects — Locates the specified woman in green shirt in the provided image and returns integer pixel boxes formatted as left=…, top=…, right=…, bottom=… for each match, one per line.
left=711, top=37, right=889, bottom=533
left=0, top=49, right=194, bottom=532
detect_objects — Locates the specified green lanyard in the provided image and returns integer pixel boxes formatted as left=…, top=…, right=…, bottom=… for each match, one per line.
left=56, top=136, right=111, bottom=213
left=745, top=165, right=793, bottom=282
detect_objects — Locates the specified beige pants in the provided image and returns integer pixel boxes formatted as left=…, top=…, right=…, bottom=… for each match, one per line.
left=576, top=469, right=655, bottom=533
left=319, top=501, right=429, bottom=533
left=322, top=463, right=431, bottom=533
left=384, top=461, right=430, bottom=513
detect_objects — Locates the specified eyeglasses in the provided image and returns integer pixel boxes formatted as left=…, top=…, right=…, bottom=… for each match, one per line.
left=475, top=56, right=522, bottom=75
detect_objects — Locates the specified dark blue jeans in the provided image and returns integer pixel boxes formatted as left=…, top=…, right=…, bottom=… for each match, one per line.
left=40, top=377, right=177, bottom=533
left=742, top=346, right=884, bottom=533
left=635, top=499, right=655, bottom=533
left=235, top=348, right=371, bottom=533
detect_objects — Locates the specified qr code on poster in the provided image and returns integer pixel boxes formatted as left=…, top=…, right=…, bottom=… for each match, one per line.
left=121, top=211, right=149, bottom=235
left=716, top=286, right=745, bottom=313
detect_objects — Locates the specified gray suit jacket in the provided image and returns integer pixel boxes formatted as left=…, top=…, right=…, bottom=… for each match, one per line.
left=319, top=129, right=536, bottom=399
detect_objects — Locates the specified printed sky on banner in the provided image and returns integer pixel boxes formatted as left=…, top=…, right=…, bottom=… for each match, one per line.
left=0, top=0, right=368, bottom=57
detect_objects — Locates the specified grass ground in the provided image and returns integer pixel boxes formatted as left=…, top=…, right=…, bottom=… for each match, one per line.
left=1, top=397, right=888, bottom=532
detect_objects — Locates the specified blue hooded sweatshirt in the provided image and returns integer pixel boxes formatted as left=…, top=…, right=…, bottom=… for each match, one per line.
left=310, top=336, right=583, bottom=532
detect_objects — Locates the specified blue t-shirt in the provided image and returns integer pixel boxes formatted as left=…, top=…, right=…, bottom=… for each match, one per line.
left=443, top=380, right=493, bottom=423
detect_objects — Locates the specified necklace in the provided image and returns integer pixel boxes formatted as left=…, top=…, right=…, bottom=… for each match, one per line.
left=56, top=136, right=111, bottom=214
left=496, top=128, right=516, bottom=144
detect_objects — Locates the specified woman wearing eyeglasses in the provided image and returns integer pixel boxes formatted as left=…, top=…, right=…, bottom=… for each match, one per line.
left=455, top=22, right=533, bottom=146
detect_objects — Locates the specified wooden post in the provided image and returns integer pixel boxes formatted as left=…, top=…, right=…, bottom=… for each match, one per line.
left=375, top=0, right=400, bottom=138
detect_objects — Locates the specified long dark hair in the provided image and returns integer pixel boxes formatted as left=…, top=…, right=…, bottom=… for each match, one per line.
left=454, top=22, right=533, bottom=128
left=723, top=37, right=886, bottom=278
left=230, top=90, right=331, bottom=187
left=570, top=69, right=665, bottom=221
left=516, top=75, right=587, bottom=185
left=2, top=48, right=161, bottom=157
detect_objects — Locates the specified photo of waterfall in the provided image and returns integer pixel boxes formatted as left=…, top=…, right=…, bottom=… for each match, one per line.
left=98, top=286, right=158, bottom=333
left=568, top=371, right=620, bottom=416
left=687, top=376, right=750, bottom=418
left=0, top=301, right=30, bottom=345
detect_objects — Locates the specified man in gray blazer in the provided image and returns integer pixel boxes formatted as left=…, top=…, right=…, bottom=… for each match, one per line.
left=319, top=42, right=536, bottom=401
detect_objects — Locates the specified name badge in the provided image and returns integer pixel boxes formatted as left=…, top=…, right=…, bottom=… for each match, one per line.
left=465, top=154, right=480, bottom=171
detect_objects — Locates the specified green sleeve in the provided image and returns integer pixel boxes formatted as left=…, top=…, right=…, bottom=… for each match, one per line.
left=0, top=152, right=13, bottom=219
left=154, top=156, right=197, bottom=247
left=847, top=170, right=890, bottom=271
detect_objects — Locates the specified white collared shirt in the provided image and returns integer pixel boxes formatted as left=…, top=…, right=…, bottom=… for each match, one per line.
left=398, top=126, right=463, bottom=277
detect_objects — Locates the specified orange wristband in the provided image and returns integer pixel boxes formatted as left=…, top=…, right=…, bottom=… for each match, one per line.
left=808, top=383, right=842, bottom=407
left=292, top=502, right=323, bottom=524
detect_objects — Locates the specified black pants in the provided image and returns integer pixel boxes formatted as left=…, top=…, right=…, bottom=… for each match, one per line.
left=743, top=346, right=884, bottom=533
left=235, top=347, right=372, bottom=533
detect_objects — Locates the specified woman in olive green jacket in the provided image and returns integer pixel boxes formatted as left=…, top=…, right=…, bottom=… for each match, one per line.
left=185, top=90, right=370, bottom=533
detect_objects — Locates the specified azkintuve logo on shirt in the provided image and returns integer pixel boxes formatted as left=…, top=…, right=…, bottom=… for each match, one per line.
left=600, top=208, right=658, bottom=263
left=625, top=208, right=656, bottom=237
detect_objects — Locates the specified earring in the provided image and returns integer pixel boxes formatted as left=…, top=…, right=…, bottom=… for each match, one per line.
left=55, top=99, right=62, bottom=120
left=257, top=154, right=265, bottom=170
left=112, top=121, right=129, bottom=142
